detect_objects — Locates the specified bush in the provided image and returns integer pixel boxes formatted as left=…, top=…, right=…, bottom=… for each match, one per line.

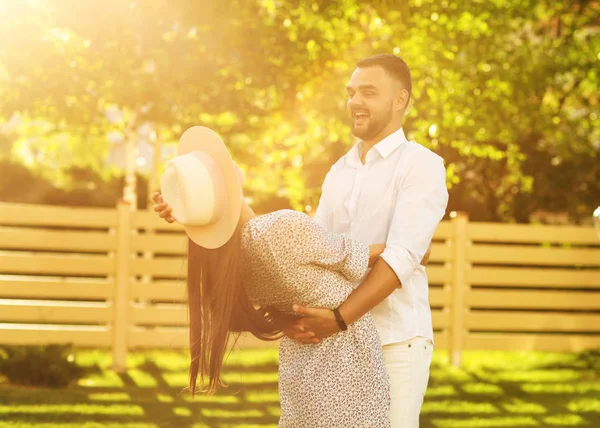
left=0, top=344, right=90, bottom=388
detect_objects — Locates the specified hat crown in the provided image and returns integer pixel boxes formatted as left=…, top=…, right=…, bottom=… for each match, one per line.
left=160, top=151, right=227, bottom=227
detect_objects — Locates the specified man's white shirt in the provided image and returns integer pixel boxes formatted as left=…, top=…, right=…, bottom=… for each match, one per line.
left=314, top=128, right=449, bottom=346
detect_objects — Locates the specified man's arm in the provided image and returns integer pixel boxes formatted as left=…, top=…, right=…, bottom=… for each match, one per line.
left=376, top=152, right=448, bottom=292
left=294, top=150, right=449, bottom=339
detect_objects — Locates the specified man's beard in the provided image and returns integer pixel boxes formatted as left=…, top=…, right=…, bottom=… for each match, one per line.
left=351, top=104, right=394, bottom=140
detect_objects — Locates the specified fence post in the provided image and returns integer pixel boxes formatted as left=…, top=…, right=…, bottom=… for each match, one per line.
left=450, top=211, right=468, bottom=367
left=113, top=200, right=131, bottom=372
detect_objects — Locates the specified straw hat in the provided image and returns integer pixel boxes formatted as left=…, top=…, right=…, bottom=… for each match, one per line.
left=160, top=126, right=243, bottom=249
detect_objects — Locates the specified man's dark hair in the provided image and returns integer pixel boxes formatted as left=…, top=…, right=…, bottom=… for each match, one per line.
left=357, top=54, right=412, bottom=100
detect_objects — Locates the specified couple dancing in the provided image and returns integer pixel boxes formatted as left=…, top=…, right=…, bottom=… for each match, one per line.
left=153, top=54, right=449, bottom=427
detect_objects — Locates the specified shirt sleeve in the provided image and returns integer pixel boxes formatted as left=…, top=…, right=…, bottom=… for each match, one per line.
left=379, top=150, right=449, bottom=287
left=280, top=212, right=370, bottom=283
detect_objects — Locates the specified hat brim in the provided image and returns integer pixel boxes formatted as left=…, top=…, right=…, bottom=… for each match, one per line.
left=176, top=126, right=242, bottom=249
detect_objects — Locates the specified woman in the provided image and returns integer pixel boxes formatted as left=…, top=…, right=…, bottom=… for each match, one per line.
left=155, top=126, right=390, bottom=427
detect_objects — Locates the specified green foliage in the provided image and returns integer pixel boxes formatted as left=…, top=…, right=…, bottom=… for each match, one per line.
left=0, top=0, right=598, bottom=220
left=0, top=344, right=92, bottom=388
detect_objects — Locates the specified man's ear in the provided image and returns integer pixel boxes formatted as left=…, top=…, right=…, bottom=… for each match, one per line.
left=396, top=88, right=410, bottom=112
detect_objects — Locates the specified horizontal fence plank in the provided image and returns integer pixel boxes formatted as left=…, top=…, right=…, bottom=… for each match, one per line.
left=0, top=254, right=114, bottom=276
left=468, top=266, right=600, bottom=288
left=433, top=221, right=452, bottom=240
left=0, top=203, right=117, bottom=228
left=131, top=234, right=187, bottom=254
left=129, top=305, right=452, bottom=329
left=431, top=331, right=448, bottom=349
left=128, top=328, right=188, bottom=348
left=135, top=210, right=450, bottom=235
left=129, top=329, right=284, bottom=349
left=465, top=312, right=600, bottom=332
left=467, top=245, right=600, bottom=266
left=130, top=305, right=188, bottom=326
left=131, top=246, right=450, bottom=276
left=230, top=334, right=284, bottom=350
left=131, top=281, right=448, bottom=306
left=132, top=229, right=453, bottom=257
left=432, top=309, right=450, bottom=329
left=429, top=288, right=451, bottom=306
left=426, top=265, right=451, bottom=284
left=0, top=301, right=111, bottom=324
left=130, top=276, right=452, bottom=301
left=130, top=258, right=187, bottom=277
left=0, top=228, right=117, bottom=252
left=132, top=214, right=454, bottom=240
left=0, top=279, right=113, bottom=300
left=465, top=333, right=600, bottom=352
left=428, top=243, right=450, bottom=263
left=467, top=289, right=600, bottom=310
left=467, top=222, right=599, bottom=245
left=129, top=329, right=450, bottom=350
left=132, top=211, right=186, bottom=230
left=0, top=324, right=111, bottom=347
left=130, top=282, right=186, bottom=301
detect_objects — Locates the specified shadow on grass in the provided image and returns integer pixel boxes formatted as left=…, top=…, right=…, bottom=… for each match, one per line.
left=0, top=349, right=599, bottom=428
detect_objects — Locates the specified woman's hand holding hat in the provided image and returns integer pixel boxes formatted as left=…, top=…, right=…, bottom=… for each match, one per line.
left=152, top=192, right=175, bottom=223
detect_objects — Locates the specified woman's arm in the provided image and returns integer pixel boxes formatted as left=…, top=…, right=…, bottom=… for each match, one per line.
left=368, top=244, right=385, bottom=267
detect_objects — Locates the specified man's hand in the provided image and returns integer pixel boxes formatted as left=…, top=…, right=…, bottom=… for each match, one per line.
left=152, top=192, right=175, bottom=223
left=282, top=322, right=321, bottom=344
left=290, top=305, right=340, bottom=341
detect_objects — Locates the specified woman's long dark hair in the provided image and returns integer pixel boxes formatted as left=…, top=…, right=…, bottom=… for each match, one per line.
left=186, top=224, right=291, bottom=396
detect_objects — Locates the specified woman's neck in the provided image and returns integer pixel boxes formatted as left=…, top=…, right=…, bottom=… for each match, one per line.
left=238, top=201, right=256, bottom=228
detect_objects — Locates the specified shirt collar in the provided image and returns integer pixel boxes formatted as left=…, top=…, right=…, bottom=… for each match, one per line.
left=345, top=127, right=408, bottom=169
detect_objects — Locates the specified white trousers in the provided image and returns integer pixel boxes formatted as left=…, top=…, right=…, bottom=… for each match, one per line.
left=382, top=336, right=433, bottom=428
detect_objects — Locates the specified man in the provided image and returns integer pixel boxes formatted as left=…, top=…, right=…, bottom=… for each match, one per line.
left=289, top=54, right=449, bottom=426
left=153, top=53, right=448, bottom=426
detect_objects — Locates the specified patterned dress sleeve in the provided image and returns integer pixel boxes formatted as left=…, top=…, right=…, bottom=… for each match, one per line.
left=274, top=211, right=370, bottom=282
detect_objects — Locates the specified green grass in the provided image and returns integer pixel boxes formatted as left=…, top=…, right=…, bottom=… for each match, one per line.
left=0, top=349, right=598, bottom=428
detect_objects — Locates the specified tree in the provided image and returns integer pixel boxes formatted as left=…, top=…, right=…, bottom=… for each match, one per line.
left=0, top=0, right=598, bottom=221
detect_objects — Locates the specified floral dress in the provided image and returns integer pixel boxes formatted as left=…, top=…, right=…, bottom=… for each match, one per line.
left=241, top=210, right=390, bottom=427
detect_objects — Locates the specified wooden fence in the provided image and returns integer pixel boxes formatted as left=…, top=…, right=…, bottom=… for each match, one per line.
left=0, top=202, right=599, bottom=370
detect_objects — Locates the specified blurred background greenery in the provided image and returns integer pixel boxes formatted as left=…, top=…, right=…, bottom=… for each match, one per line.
left=0, top=0, right=598, bottom=222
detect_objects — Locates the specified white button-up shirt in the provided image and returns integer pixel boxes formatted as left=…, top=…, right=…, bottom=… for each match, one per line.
left=314, top=128, right=448, bottom=346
